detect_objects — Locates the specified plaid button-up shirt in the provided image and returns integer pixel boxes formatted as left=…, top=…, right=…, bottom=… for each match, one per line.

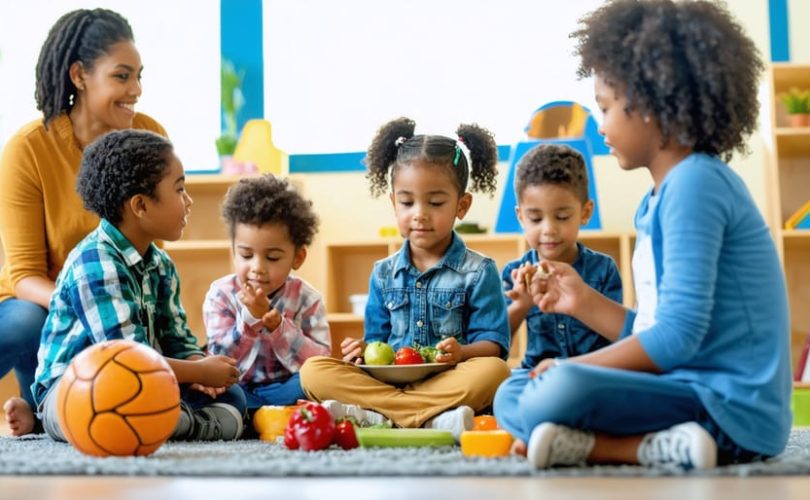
left=204, top=274, right=330, bottom=385
left=33, top=219, right=203, bottom=407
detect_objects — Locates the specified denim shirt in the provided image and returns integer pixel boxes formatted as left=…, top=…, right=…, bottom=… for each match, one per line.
left=501, top=242, right=622, bottom=369
left=364, top=233, right=510, bottom=358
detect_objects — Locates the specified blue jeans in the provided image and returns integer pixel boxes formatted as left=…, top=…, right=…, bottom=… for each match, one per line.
left=242, top=373, right=305, bottom=409
left=0, top=298, right=47, bottom=407
left=493, top=364, right=763, bottom=465
left=181, top=383, right=247, bottom=414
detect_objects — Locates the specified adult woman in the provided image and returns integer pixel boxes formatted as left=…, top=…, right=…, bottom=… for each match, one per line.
left=0, top=8, right=166, bottom=435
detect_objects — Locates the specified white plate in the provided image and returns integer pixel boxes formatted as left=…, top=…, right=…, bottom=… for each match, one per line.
left=358, top=363, right=453, bottom=384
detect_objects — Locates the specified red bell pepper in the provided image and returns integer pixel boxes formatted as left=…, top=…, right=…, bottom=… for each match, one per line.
left=287, top=402, right=335, bottom=451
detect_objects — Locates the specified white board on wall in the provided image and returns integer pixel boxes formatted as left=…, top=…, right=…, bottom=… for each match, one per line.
left=0, top=0, right=220, bottom=171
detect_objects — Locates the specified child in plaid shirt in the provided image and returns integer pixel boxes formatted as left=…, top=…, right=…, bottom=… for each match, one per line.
left=204, top=175, right=330, bottom=410
left=34, top=130, right=246, bottom=442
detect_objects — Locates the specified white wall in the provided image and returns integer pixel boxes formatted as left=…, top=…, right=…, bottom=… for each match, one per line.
left=0, top=0, right=220, bottom=171
left=263, top=0, right=605, bottom=153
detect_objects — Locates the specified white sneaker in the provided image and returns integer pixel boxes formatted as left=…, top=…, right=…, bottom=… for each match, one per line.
left=423, top=406, right=474, bottom=441
left=320, top=400, right=388, bottom=426
left=637, top=422, right=717, bottom=470
left=527, top=422, right=595, bottom=469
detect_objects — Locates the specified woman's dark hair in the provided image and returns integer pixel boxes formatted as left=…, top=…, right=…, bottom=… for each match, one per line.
left=77, top=130, right=174, bottom=225
left=221, top=175, right=319, bottom=248
left=515, top=144, right=590, bottom=203
left=571, top=0, right=763, bottom=161
left=365, top=117, right=499, bottom=198
left=36, top=9, right=134, bottom=125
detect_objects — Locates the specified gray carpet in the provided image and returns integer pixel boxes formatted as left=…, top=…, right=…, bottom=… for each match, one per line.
left=2, top=430, right=810, bottom=477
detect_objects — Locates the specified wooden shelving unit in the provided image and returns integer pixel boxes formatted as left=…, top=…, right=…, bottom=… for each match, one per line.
left=768, top=64, right=810, bottom=374
left=164, top=175, right=240, bottom=343
left=324, top=232, right=637, bottom=366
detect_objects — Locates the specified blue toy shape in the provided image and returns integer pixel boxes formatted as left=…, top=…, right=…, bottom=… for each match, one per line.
left=494, top=137, right=602, bottom=233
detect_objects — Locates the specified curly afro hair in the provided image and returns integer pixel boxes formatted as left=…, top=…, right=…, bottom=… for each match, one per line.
left=221, top=175, right=319, bottom=248
left=515, top=144, right=589, bottom=203
left=571, top=0, right=763, bottom=161
left=364, top=117, right=499, bottom=198
left=76, top=129, right=173, bottom=225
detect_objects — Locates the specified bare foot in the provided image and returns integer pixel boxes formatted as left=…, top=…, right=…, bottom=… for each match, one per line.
left=511, top=438, right=527, bottom=457
left=3, top=397, right=35, bottom=436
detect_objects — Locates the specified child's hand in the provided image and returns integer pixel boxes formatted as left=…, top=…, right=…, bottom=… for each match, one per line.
left=528, top=358, right=559, bottom=379
left=505, top=263, right=536, bottom=310
left=529, top=261, right=586, bottom=316
left=238, top=282, right=270, bottom=319
left=341, top=337, right=365, bottom=364
left=196, top=355, right=240, bottom=387
left=262, top=308, right=282, bottom=331
left=189, top=383, right=227, bottom=398
left=434, top=337, right=463, bottom=365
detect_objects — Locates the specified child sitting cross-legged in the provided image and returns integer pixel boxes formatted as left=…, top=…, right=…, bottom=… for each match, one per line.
left=33, top=130, right=246, bottom=442
left=204, top=175, right=331, bottom=415
left=300, top=117, right=512, bottom=440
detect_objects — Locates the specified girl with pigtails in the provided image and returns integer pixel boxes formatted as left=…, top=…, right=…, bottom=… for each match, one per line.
left=300, top=117, right=511, bottom=440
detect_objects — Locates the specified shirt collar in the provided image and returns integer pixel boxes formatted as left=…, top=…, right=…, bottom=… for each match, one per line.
left=51, top=112, right=83, bottom=157
left=394, top=232, right=467, bottom=275
left=529, top=241, right=588, bottom=271
left=97, top=219, right=159, bottom=269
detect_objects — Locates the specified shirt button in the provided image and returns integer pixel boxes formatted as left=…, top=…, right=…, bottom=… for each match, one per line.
left=387, top=302, right=394, bottom=309
left=446, top=302, right=452, bottom=307
left=416, top=281, right=422, bottom=289
left=558, top=324, right=565, bottom=330
left=417, top=320, right=424, bottom=328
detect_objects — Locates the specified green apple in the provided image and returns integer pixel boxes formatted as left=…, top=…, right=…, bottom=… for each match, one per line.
left=364, top=341, right=395, bottom=365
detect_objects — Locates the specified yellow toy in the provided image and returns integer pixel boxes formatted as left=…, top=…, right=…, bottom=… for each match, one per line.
left=233, top=119, right=287, bottom=175
left=460, top=430, right=513, bottom=458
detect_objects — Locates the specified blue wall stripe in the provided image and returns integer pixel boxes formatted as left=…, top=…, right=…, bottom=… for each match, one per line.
left=288, top=146, right=513, bottom=174
left=220, top=0, right=264, bottom=134
left=769, top=0, right=790, bottom=62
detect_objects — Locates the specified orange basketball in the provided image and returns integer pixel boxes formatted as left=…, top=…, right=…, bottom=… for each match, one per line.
left=56, top=339, right=181, bottom=457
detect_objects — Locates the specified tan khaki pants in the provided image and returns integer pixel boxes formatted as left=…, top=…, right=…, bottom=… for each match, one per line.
left=299, top=356, right=510, bottom=428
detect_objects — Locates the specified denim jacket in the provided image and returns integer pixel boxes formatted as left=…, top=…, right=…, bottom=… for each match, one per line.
left=501, top=242, right=622, bottom=369
left=364, top=233, right=510, bottom=358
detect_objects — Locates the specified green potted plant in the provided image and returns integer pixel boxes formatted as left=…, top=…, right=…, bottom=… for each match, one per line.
left=779, top=87, right=810, bottom=127
left=216, top=59, right=244, bottom=161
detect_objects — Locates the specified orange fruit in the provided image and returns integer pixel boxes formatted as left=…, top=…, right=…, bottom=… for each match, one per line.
left=472, top=415, right=500, bottom=431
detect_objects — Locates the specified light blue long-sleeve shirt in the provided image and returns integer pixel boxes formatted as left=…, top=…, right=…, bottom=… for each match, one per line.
left=620, top=153, right=792, bottom=456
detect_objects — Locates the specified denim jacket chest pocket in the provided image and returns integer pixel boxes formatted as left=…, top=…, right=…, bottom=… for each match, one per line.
left=429, top=290, right=466, bottom=340
left=382, top=291, right=410, bottom=342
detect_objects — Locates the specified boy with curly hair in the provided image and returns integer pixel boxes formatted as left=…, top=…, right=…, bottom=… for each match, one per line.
left=502, top=144, right=622, bottom=372
left=34, top=129, right=246, bottom=442
left=204, top=175, right=330, bottom=410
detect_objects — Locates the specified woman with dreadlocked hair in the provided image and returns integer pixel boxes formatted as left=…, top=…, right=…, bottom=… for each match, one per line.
left=0, top=9, right=167, bottom=436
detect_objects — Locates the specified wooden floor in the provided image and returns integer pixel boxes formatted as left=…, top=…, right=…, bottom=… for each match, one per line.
left=2, top=415, right=809, bottom=500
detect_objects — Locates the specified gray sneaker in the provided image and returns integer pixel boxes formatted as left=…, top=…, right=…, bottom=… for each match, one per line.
left=637, top=422, right=717, bottom=470
left=174, top=402, right=244, bottom=441
left=527, top=422, right=595, bottom=469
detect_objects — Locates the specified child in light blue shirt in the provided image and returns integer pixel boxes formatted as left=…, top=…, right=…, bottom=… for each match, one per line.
left=494, top=0, right=790, bottom=470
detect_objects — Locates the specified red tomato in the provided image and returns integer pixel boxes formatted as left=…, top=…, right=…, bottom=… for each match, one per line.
left=395, top=346, right=424, bottom=365
left=334, top=418, right=359, bottom=450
